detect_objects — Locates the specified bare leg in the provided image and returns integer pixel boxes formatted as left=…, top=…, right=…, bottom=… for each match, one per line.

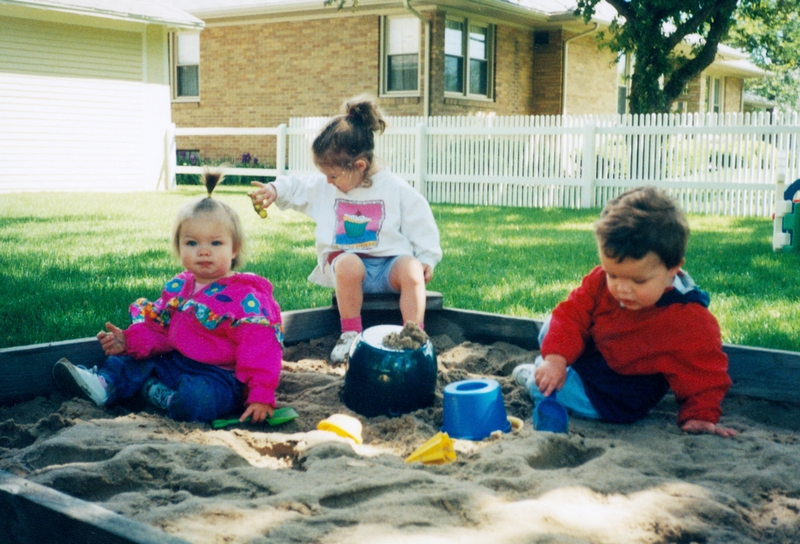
left=389, top=256, right=426, bottom=324
left=333, top=253, right=366, bottom=320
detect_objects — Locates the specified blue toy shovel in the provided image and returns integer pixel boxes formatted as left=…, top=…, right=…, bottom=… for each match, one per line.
left=533, top=393, right=569, bottom=433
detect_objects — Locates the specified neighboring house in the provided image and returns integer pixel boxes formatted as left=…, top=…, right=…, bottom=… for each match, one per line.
left=168, top=0, right=768, bottom=163
left=669, top=42, right=766, bottom=116
left=0, top=0, right=202, bottom=192
left=742, top=91, right=777, bottom=114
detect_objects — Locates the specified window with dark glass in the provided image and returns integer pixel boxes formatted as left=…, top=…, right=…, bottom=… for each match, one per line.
left=617, top=53, right=629, bottom=114
left=384, top=17, right=420, bottom=93
left=445, top=20, right=464, bottom=93
left=445, top=19, right=493, bottom=98
left=468, top=25, right=488, bottom=95
left=173, top=32, right=199, bottom=99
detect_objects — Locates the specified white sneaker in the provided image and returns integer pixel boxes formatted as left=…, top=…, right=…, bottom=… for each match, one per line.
left=52, top=358, right=108, bottom=406
left=330, top=331, right=359, bottom=363
left=512, top=363, right=538, bottom=388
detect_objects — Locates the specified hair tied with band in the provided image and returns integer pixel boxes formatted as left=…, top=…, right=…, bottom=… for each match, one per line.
left=201, top=168, right=225, bottom=198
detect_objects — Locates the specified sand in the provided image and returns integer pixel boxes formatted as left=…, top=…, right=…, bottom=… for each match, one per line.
left=1, top=334, right=800, bottom=544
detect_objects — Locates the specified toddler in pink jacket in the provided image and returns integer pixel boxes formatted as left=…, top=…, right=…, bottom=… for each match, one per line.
left=54, top=174, right=283, bottom=423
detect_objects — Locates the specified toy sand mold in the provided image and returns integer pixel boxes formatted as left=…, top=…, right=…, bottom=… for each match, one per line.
left=2, top=291, right=800, bottom=543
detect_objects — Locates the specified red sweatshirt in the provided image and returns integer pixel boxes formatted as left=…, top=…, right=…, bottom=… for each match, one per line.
left=541, top=265, right=731, bottom=425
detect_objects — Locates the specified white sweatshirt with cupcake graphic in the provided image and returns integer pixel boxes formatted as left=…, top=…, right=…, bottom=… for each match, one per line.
left=271, top=168, right=442, bottom=287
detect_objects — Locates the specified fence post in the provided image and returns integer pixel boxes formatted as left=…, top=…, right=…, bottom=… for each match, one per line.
left=773, top=149, right=791, bottom=251
left=276, top=123, right=287, bottom=176
left=416, top=121, right=427, bottom=196
left=582, top=122, right=597, bottom=208
left=165, top=123, right=176, bottom=191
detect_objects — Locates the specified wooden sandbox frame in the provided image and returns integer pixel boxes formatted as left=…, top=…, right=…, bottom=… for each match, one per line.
left=2, top=296, right=799, bottom=543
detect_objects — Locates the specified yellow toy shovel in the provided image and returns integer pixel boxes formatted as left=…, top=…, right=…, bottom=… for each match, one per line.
left=404, top=431, right=457, bottom=465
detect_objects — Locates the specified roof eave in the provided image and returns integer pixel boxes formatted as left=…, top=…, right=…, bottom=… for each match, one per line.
left=0, top=0, right=204, bottom=29
left=184, top=0, right=560, bottom=28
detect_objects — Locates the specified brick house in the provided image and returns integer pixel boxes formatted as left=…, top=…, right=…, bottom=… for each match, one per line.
left=168, top=0, right=765, bottom=162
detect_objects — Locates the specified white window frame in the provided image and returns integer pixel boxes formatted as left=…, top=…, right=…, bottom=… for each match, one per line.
left=616, top=53, right=633, bottom=115
left=705, top=75, right=723, bottom=114
left=444, top=17, right=494, bottom=101
left=170, top=31, right=200, bottom=102
left=672, top=100, right=688, bottom=113
left=379, top=16, right=421, bottom=97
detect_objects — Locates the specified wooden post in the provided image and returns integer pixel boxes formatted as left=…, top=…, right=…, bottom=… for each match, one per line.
left=773, top=149, right=791, bottom=251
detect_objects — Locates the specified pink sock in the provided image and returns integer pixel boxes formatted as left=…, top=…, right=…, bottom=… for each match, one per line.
left=341, top=316, right=363, bottom=333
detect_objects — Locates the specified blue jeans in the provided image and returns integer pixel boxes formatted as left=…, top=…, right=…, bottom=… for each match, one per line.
left=531, top=316, right=601, bottom=420
left=99, top=352, right=243, bottom=423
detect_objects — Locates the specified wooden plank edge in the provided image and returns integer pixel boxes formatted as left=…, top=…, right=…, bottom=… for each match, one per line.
left=0, top=470, right=190, bottom=544
left=2, top=307, right=800, bottom=405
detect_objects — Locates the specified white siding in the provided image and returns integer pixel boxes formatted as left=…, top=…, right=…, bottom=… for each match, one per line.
left=0, top=16, right=159, bottom=191
left=0, top=16, right=142, bottom=80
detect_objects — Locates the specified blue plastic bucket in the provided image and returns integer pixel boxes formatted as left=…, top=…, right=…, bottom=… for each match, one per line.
left=442, top=379, right=511, bottom=440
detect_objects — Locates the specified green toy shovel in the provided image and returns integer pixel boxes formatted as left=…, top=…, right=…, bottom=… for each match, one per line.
left=211, top=406, right=299, bottom=429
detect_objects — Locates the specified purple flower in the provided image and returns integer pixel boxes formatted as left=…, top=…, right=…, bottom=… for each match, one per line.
left=253, top=157, right=259, bottom=166
left=190, top=155, right=197, bottom=165
left=241, top=152, right=251, bottom=165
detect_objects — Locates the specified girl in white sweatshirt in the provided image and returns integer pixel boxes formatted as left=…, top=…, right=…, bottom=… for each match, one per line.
left=250, top=94, right=442, bottom=362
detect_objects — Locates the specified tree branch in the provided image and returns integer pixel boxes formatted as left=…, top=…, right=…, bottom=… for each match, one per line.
left=602, top=0, right=633, bottom=23
left=663, top=0, right=738, bottom=102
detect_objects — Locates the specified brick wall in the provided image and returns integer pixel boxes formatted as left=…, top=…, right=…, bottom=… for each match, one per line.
left=682, top=75, right=704, bottom=113
left=491, top=24, right=535, bottom=115
left=171, top=12, right=627, bottom=163
left=431, top=15, right=536, bottom=116
left=172, top=16, right=381, bottom=162
left=563, top=32, right=617, bottom=115
left=724, top=77, right=743, bottom=113
left=531, top=29, right=563, bottom=115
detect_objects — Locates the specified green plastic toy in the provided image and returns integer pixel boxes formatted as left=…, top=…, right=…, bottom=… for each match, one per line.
left=211, top=407, right=299, bottom=429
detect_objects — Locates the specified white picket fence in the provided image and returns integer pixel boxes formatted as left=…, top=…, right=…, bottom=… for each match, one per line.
left=173, top=111, right=800, bottom=217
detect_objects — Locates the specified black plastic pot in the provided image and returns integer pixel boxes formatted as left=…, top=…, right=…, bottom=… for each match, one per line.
left=343, top=325, right=437, bottom=417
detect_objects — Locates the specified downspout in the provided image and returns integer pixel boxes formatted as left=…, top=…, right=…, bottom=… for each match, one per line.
left=561, top=23, right=598, bottom=116
left=403, top=0, right=430, bottom=118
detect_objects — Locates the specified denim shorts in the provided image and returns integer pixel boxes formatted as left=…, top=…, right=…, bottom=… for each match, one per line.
left=331, top=254, right=401, bottom=294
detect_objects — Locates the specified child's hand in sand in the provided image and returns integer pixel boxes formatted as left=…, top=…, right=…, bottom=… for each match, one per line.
left=97, top=322, right=126, bottom=356
left=535, top=354, right=568, bottom=397
left=241, top=401, right=275, bottom=424
left=682, top=419, right=737, bottom=438
left=249, top=181, right=277, bottom=210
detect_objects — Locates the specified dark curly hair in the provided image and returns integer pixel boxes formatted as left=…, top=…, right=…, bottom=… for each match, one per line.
left=594, top=186, right=689, bottom=269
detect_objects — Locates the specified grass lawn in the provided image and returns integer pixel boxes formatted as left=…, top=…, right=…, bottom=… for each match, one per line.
left=1, top=187, right=799, bottom=351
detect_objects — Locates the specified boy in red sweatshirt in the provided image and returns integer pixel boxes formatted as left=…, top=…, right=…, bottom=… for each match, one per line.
left=514, top=186, right=736, bottom=437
